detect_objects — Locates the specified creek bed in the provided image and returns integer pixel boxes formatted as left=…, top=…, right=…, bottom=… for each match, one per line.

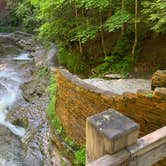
left=0, top=37, right=52, bottom=166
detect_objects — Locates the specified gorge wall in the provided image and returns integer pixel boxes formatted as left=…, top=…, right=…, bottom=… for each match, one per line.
left=55, top=69, right=166, bottom=145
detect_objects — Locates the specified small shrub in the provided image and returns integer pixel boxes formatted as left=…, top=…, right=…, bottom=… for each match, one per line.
left=57, top=48, right=88, bottom=74
left=74, top=148, right=86, bottom=166
left=111, top=36, right=130, bottom=58
left=93, top=54, right=134, bottom=77
left=47, top=74, right=65, bottom=135
left=37, top=66, right=49, bottom=78
left=92, top=62, right=110, bottom=74
left=111, top=55, right=134, bottom=74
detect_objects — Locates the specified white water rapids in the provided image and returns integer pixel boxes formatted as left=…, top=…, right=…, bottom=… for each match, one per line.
left=0, top=53, right=32, bottom=137
left=0, top=35, right=53, bottom=165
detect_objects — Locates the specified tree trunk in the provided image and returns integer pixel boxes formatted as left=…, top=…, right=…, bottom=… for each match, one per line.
left=99, top=12, right=107, bottom=57
left=121, top=0, right=125, bottom=36
left=131, top=0, right=138, bottom=57
left=74, top=1, right=83, bottom=55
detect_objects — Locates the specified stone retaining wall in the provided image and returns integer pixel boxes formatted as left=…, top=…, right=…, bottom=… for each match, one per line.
left=55, top=69, right=166, bottom=146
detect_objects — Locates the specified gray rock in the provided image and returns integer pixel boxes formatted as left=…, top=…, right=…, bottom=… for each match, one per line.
left=103, top=73, right=122, bottom=79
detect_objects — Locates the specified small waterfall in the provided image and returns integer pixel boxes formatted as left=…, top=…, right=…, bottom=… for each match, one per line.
left=0, top=66, right=26, bottom=137
left=13, top=52, right=33, bottom=61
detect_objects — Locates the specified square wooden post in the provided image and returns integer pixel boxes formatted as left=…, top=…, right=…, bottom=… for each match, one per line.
left=86, top=109, right=139, bottom=163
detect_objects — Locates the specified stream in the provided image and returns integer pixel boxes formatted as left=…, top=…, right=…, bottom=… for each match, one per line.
left=0, top=36, right=52, bottom=165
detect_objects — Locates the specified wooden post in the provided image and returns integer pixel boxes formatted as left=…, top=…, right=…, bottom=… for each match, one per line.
left=86, top=109, right=139, bottom=163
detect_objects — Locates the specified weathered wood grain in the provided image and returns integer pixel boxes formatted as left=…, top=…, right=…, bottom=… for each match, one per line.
left=86, top=109, right=139, bottom=162
left=128, top=126, right=166, bottom=166
left=87, top=126, right=166, bottom=166
left=86, top=150, right=130, bottom=166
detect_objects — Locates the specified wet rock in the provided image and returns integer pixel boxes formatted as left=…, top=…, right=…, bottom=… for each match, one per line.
left=0, top=124, right=26, bottom=166
left=16, top=38, right=36, bottom=51
left=151, top=70, right=166, bottom=90
left=1, top=31, right=39, bottom=51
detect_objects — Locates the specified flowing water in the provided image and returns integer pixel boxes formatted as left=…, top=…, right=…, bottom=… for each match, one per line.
left=0, top=37, right=51, bottom=165
left=0, top=37, right=32, bottom=165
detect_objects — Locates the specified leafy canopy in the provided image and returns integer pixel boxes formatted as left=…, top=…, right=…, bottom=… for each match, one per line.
left=142, top=0, right=166, bottom=32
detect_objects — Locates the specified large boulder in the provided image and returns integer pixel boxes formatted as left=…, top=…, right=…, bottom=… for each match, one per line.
left=151, top=70, right=166, bottom=90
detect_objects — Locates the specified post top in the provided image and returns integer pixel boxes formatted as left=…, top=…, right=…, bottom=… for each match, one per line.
left=87, top=109, right=139, bottom=140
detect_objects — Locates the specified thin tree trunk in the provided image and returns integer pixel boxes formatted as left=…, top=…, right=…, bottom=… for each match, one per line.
left=132, top=0, right=138, bottom=57
left=121, top=0, right=125, bottom=36
left=99, top=12, right=106, bottom=57
left=74, top=2, right=83, bottom=55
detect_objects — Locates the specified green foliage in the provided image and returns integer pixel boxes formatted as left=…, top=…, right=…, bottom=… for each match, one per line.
left=57, top=48, right=88, bottom=74
left=78, top=0, right=112, bottom=10
left=93, top=54, right=134, bottom=76
left=146, top=92, right=153, bottom=98
left=48, top=75, right=56, bottom=97
left=93, top=62, right=110, bottom=75
left=38, top=22, right=58, bottom=42
left=105, top=10, right=132, bottom=32
left=15, top=0, right=39, bottom=32
left=111, top=36, right=131, bottom=57
left=71, top=25, right=98, bottom=44
left=47, top=74, right=86, bottom=165
left=142, top=0, right=166, bottom=33
left=74, top=148, right=86, bottom=166
left=30, top=0, right=138, bottom=75
left=92, top=36, right=133, bottom=76
left=47, top=74, right=64, bottom=135
left=4, top=0, right=165, bottom=76
left=37, top=66, right=49, bottom=78
left=5, top=0, right=39, bottom=32
left=110, top=55, right=134, bottom=74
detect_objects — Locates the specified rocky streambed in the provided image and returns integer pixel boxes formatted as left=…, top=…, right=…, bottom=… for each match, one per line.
left=0, top=33, right=58, bottom=166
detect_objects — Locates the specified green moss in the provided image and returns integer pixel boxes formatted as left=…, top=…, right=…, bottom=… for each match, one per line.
left=37, top=66, right=49, bottom=79
left=47, top=74, right=64, bottom=134
left=146, top=92, right=153, bottom=98
left=74, top=148, right=86, bottom=166
left=57, top=48, right=88, bottom=75
left=47, top=74, right=86, bottom=165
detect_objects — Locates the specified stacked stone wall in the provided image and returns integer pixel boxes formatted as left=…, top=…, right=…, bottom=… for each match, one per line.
left=56, top=69, right=166, bottom=146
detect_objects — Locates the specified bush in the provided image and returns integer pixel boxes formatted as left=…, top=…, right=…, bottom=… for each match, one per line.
left=57, top=48, right=88, bottom=74
left=93, top=54, right=134, bottom=76
left=74, top=148, right=86, bottom=166
left=47, top=74, right=64, bottom=134
left=92, top=36, right=134, bottom=76
left=111, top=36, right=130, bottom=58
